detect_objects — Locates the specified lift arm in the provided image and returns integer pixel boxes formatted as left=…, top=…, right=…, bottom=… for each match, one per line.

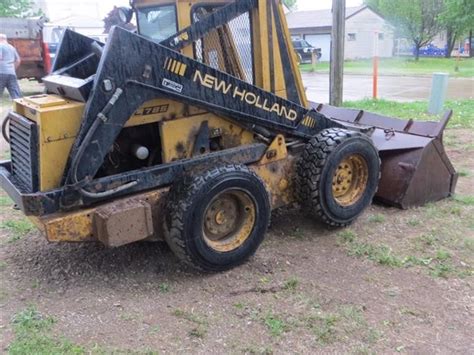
left=53, top=26, right=339, bottom=185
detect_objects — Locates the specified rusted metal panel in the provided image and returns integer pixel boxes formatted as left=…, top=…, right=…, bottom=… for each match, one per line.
left=33, top=188, right=169, bottom=244
left=4, top=17, right=47, bottom=80
left=94, top=200, right=154, bottom=247
left=40, top=209, right=95, bottom=242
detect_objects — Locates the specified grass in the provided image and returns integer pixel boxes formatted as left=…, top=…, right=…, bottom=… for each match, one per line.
left=300, top=57, right=474, bottom=78
left=158, top=282, right=171, bottom=293
left=312, top=313, right=339, bottom=344
left=301, top=303, right=379, bottom=346
left=457, top=169, right=471, bottom=177
left=343, top=99, right=474, bottom=129
left=9, top=306, right=84, bottom=355
left=407, top=217, right=422, bottom=227
left=263, top=313, right=287, bottom=337
left=452, top=194, right=474, bottom=206
left=283, top=277, right=299, bottom=291
left=1, top=219, right=35, bottom=243
left=338, top=229, right=472, bottom=278
left=172, top=308, right=207, bottom=325
left=0, top=196, right=13, bottom=206
left=172, top=308, right=208, bottom=339
left=368, top=214, right=385, bottom=224
left=189, top=326, right=207, bottom=339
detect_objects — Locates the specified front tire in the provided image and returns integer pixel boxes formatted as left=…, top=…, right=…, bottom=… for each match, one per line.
left=164, top=165, right=271, bottom=272
left=297, top=128, right=380, bottom=227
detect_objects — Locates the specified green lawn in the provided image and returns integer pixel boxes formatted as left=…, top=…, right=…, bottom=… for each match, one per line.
left=301, top=57, right=474, bottom=78
left=343, top=99, right=474, bottom=129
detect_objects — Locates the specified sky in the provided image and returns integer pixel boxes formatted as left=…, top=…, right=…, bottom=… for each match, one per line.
left=40, top=0, right=365, bottom=21
left=99, top=0, right=365, bottom=16
left=296, top=0, right=364, bottom=11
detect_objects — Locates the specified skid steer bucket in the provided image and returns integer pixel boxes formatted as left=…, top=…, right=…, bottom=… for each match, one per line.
left=311, top=103, right=458, bottom=209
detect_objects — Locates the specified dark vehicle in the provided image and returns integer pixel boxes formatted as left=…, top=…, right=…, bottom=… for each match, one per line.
left=292, top=39, right=321, bottom=64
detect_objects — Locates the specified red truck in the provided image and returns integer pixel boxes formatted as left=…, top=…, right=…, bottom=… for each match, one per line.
left=2, top=17, right=51, bottom=81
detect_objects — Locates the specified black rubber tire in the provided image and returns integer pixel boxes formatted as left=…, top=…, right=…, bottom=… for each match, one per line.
left=297, top=128, right=380, bottom=227
left=164, top=165, right=271, bottom=272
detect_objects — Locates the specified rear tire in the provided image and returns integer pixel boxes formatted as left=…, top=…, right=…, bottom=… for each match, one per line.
left=297, top=128, right=380, bottom=227
left=164, top=165, right=271, bottom=272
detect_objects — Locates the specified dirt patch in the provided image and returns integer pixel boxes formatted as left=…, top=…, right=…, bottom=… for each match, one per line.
left=0, top=129, right=472, bottom=354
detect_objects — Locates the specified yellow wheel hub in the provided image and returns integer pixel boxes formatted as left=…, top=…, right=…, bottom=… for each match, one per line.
left=203, top=189, right=256, bottom=252
left=332, top=154, right=369, bottom=207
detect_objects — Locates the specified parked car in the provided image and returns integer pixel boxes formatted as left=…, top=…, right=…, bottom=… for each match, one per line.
left=413, top=44, right=447, bottom=57
left=292, top=39, right=322, bottom=64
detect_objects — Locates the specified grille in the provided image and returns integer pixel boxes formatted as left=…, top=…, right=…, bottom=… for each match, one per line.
left=9, top=112, right=39, bottom=192
left=193, top=5, right=254, bottom=84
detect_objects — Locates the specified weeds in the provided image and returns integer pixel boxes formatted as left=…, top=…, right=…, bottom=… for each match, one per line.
left=347, top=242, right=403, bottom=267
left=368, top=214, right=385, bottom=223
left=1, top=219, right=34, bottom=242
left=457, top=169, right=471, bottom=177
left=430, top=263, right=454, bottom=278
left=337, top=230, right=356, bottom=243
left=338, top=229, right=469, bottom=279
left=233, top=302, right=245, bottom=310
left=435, top=249, right=451, bottom=261
left=291, top=227, right=305, bottom=239
left=158, top=282, right=171, bottom=293
left=312, top=314, right=339, bottom=345
left=189, top=326, right=207, bottom=339
left=9, top=306, right=84, bottom=354
left=172, top=309, right=207, bottom=325
left=0, top=196, right=13, bottom=206
left=463, top=238, right=474, bottom=251
left=283, top=277, right=299, bottom=291
left=452, top=195, right=474, bottom=206
left=263, top=313, right=287, bottom=337
left=407, top=217, right=421, bottom=227
left=417, top=233, right=438, bottom=247
left=241, top=345, right=273, bottom=354
left=173, top=308, right=208, bottom=339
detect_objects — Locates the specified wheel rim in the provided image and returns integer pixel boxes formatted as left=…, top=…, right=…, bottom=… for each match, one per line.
left=202, top=189, right=256, bottom=252
left=332, top=154, right=369, bottom=207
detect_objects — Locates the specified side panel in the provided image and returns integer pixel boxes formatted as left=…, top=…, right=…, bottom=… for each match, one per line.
left=159, top=114, right=255, bottom=162
left=13, top=95, right=85, bottom=191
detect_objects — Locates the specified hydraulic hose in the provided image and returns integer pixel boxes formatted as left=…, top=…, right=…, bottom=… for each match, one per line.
left=1, top=114, right=11, bottom=144
left=67, top=88, right=137, bottom=198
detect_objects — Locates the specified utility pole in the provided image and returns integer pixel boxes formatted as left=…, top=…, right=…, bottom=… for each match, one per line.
left=330, top=0, right=346, bottom=106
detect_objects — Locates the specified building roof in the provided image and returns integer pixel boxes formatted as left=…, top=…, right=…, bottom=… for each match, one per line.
left=286, top=5, right=368, bottom=29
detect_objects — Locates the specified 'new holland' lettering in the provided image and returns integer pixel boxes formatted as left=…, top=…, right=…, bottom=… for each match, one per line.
left=193, top=70, right=297, bottom=121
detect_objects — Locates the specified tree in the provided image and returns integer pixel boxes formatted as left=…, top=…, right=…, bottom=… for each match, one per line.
left=103, top=7, right=136, bottom=34
left=439, top=0, right=474, bottom=57
left=366, top=0, right=444, bottom=60
left=0, top=0, right=34, bottom=17
left=283, top=0, right=298, bottom=11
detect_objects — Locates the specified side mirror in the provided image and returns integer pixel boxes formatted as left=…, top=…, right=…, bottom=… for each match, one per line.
left=117, top=7, right=133, bottom=24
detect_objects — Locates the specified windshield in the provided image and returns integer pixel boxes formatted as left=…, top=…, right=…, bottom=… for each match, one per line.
left=137, top=5, right=177, bottom=42
left=301, top=40, right=312, bottom=48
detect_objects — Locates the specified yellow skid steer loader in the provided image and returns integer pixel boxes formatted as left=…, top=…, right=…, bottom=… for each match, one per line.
left=0, top=0, right=457, bottom=271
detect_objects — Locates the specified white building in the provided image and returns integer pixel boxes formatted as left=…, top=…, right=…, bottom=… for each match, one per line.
left=286, top=6, right=394, bottom=61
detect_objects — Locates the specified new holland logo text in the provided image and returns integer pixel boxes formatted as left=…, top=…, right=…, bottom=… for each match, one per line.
left=193, top=70, right=298, bottom=121
left=162, top=79, right=183, bottom=93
